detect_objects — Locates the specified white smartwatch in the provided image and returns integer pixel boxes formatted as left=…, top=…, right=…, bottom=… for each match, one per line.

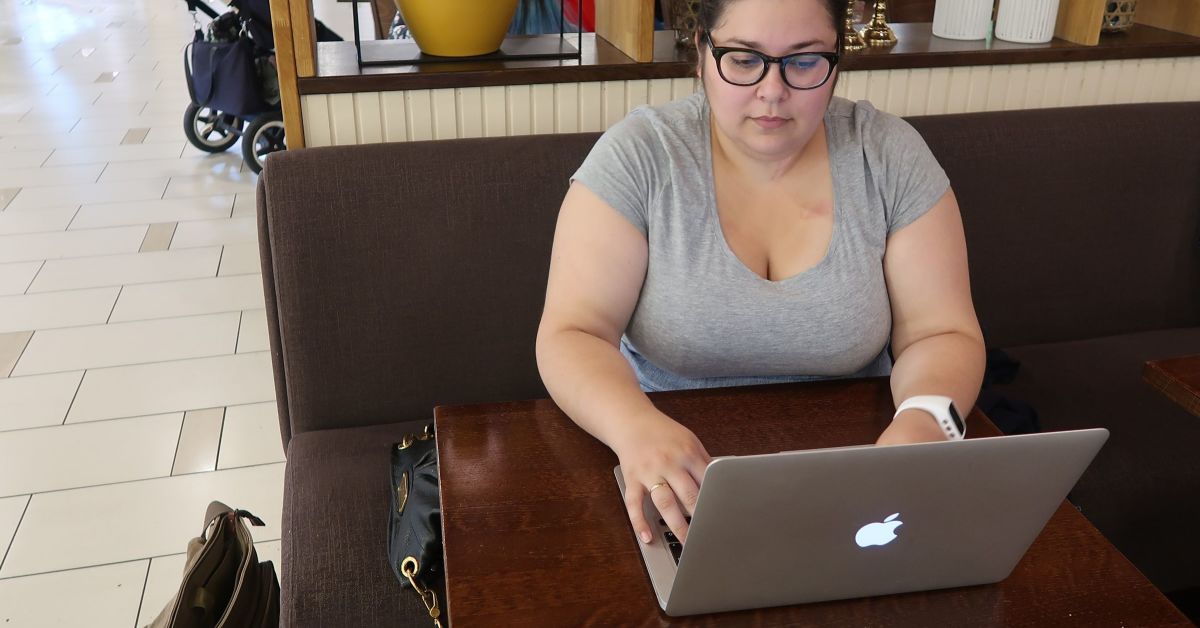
left=894, top=395, right=965, bottom=441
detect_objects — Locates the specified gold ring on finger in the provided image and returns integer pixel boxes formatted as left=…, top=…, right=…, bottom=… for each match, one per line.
left=648, top=482, right=669, bottom=493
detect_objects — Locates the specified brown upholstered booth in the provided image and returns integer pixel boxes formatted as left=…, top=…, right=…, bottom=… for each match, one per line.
left=257, top=101, right=1200, bottom=625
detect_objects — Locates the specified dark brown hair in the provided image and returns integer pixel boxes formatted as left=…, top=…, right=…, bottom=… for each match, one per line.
left=696, top=0, right=847, bottom=54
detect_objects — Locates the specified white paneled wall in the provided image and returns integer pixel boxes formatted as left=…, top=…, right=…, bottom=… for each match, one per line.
left=302, top=56, right=1200, bottom=147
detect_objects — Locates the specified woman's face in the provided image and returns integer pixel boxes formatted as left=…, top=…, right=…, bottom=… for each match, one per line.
left=700, top=0, right=839, bottom=161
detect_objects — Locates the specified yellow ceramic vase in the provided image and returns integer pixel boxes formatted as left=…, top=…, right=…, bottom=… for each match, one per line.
left=396, top=0, right=521, bottom=57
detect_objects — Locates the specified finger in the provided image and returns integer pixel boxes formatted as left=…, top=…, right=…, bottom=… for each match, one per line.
left=667, top=472, right=701, bottom=518
left=686, top=456, right=710, bottom=489
left=650, top=482, right=691, bottom=543
left=688, top=441, right=714, bottom=484
left=624, top=484, right=653, bottom=544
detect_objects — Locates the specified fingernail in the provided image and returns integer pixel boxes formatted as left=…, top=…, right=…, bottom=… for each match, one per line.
left=640, top=531, right=652, bottom=543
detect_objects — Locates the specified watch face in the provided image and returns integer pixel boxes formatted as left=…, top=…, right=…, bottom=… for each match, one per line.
left=948, top=404, right=965, bottom=434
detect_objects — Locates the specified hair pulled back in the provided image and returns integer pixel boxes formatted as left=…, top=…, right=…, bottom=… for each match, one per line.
left=695, top=0, right=847, bottom=54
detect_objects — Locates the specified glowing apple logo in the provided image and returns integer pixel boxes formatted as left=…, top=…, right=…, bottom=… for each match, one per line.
left=855, top=513, right=903, bottom=548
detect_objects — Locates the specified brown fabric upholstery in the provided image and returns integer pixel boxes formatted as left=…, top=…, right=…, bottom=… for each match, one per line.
left=257, top=133, right=601, bottom=450
left=908, top=102, right=1200, bottom=349
left=279, top=420, right=435, bottom=627
left=258, top=102, right=1200, bottom=625
left=995, top=327, right=1200, bottom=594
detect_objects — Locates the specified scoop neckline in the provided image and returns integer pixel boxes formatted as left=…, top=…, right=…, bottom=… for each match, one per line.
left=701, top=100, right=843, bottom=286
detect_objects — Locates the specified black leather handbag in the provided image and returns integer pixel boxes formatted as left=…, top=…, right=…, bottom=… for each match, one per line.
left=388, top=424, right=445, bottom=627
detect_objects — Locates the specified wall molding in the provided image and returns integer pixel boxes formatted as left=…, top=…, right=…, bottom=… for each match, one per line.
left=301, top=56, right=1200, bottom=147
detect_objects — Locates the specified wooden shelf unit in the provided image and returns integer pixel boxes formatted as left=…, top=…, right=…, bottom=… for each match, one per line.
left=1057, top=0, right=1200, bottom=45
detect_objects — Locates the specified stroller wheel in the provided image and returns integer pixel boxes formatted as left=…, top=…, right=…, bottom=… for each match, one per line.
left=242, top=111, right=285, bottom=175
left=184, top=103, right=241, bottom=152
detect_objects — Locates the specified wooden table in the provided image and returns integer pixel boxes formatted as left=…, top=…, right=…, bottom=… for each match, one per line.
left=1144, top=354, right=1200, bottom=417
left=435, top=378, right=1190, bottom=626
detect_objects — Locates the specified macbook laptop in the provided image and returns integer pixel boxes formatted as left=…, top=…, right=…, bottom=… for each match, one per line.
left=613, top=428, right=1109, bottom=616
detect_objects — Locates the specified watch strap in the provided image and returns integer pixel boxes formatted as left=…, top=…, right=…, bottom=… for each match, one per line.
left=894, top=395, right=965, bottom=441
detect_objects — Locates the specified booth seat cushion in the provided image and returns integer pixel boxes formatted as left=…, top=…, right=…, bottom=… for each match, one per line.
left=994, top=326, right=1200, bottom=594
left=281, top=420, right=435, bottom=627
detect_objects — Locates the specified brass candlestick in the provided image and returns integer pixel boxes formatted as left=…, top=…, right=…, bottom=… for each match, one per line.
left=861, top=0, right=897, bottom=47
left=842, top=0, right=866, bottom=52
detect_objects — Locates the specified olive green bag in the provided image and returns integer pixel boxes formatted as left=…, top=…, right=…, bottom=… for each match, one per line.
left=145, top=501, right=279, bottom=628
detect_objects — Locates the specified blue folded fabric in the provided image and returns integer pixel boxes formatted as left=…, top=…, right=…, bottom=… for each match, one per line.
left=509, top=0, right=572, bottom=35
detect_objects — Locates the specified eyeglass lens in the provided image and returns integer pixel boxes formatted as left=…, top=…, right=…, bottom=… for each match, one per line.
left=718, top=51, right=832, bottom=89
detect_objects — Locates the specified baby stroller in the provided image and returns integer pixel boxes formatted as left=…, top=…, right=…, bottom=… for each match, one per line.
left=183, top=0, right=340, bottom=174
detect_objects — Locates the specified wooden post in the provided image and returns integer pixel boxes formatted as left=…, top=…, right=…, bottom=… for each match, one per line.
left=1054, top=0, right=1106, bottom=45
left=289, top=0, right=318, bottom=77
left=269, top=0, right=306, bottom=148
left=595, top=0, right=656, bottom=62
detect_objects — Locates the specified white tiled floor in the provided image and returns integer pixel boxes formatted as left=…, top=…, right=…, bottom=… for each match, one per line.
left=109, top=274, right=266, bottom=322
left=0, top=0, right=286, bottom=623
left=71, top=195, right=235, bottom=230
left=27, top=247, right=223, bottom=293
left=0, top=207, right=78, bottom=236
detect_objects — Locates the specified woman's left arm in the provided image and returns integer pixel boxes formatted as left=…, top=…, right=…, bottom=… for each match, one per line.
left=877, top=187, right=987, bottom=445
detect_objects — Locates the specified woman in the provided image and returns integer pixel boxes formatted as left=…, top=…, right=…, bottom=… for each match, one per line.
left=535, top=0, right=985, bottom=548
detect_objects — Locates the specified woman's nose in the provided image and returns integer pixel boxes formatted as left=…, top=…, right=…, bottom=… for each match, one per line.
left=756, top=64, right=789, bottom=102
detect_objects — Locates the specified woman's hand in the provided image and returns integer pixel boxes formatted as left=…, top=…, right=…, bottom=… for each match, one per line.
left=875, top=409, right=952, bottom=446
left=613, top=413, right=712, bottom=546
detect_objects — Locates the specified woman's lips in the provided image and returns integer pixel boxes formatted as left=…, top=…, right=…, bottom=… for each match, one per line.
left=752, top=116, right=789, bottom=129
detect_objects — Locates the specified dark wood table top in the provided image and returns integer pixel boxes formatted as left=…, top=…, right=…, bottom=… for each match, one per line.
left=1144, top=354, right=1200, bottom=417
left=435, top=378, right=1190, bottom=627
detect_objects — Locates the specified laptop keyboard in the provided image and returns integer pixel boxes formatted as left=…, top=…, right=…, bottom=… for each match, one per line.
left=658, top=517, right=691, bottom=564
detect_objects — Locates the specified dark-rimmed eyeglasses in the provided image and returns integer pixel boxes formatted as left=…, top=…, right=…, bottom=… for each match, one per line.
left=704, top=31, right=839, bottom=90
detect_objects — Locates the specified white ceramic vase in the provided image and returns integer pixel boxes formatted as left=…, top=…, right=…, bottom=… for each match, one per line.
left=995, top=0, right=1062, bottom=44
left=932, top=0, right=995, bottom=41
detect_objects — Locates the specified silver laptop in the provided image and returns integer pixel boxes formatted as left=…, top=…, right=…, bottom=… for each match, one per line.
left=614, top=428, right=1108, bottom=616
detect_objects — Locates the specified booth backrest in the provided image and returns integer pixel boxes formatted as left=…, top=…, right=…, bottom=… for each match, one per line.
left=908, top=102, right=1200, bottom=349
left=258, top=102, right=1200, bottom=449
left=257, top=133, right=598, bottom=447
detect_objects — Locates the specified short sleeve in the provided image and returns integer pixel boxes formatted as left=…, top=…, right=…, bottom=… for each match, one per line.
left=570, top=108, right=664, bottom=237
left=861, top=106, right=951, bottom=236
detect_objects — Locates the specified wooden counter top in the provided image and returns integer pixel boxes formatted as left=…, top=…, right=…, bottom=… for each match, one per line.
left=299, top=23, right=1200, bottom=95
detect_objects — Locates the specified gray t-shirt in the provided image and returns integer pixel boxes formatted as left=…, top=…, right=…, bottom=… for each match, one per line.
left=571, top=92, right=950, bottom=392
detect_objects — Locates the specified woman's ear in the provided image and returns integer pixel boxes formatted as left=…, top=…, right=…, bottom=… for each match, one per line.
left=693, top=31, right=703, bottom=79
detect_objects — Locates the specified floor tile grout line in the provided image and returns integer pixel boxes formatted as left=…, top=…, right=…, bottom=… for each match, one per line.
left=20, top=260, right=44, bottom=295
left=0, top=537, right=283, bottom=583
left=169, top=410, right=187, bottom=476
left=4, top=330, right=34, bottom=378
left=215, top=244, right=226, bottom=278
left=60, top=370, right=87, bottom=427
left=0, top=302, right=265, bottom=338
left=32, top=179, right=258, bottom=206
left=133, top=559, right=152, bottom=628
left=0, top=460, right=286, bottom=503
left=214, top=407, right=228, bottom=471
left=233, top=308, right=243, bottom=353
left=0, top=397, right=275, bottom=435
left=0, top=187, right=18, bottom=211
left=95, top=160, right=110, bottom=183
left=0, top=494, right=32, bottom=573
left=62, top=203, right=84, bottom=231
left=7, top=347, right=266, bottom=387
left=105, top=285, right=123, bottom=323
left=1, top=241, right=229, bottom=270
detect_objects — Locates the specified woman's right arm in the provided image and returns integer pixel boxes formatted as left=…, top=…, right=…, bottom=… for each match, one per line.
left=536, top=181, right=711, bottom=544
